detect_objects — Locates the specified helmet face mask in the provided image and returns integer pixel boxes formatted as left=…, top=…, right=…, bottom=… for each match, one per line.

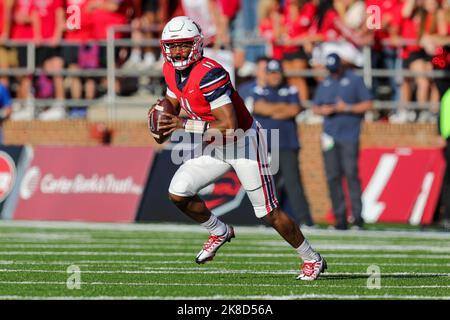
left=160, top=16, right=204, bottom=70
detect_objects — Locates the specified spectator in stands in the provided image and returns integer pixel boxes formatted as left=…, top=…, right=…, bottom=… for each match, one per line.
left=311, top=53, right=373, bottom=230
left=139, top=0, right=162, bottom=69
left=237, top=56, right=269, bottom=113
left=88, top=0, right=127, bottom=97
left=216, top=0, right=247, bottom=71
left=122, top=0, right=166, bottom=71
left=32, top=0, right=66, bottom=120
left=290, top=0, right=341, bottom=82
left=11, top=0, right=34, bottom=113
left=181, top=0, right=226, bottom=48
left=0, top=82, right=12, bottom=144
left=397, top=0, right=445, bottom=122
left=63, top=0, right=95, bottom=118
left=89, top=0, right=127, bottom=62
left=366, top=0, right=403, bottom=106
left=252, top=59, right=315, bottom=228
left=0, top=0, right=14, bottom=87
left=304, top=0, right=372, bottom=78
left=258, top=0, right=284, bottom=60
left=232, top=0, right=266, bottom=77
left=281, top=0, right=316, bottom=102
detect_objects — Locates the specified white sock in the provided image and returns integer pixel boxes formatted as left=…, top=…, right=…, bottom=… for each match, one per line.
left=200, top=215, right=227, bottom=236
left=296, top=239, right=320, bottom=261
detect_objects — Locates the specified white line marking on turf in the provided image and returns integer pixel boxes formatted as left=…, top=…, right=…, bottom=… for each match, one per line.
left=2, top=251, right=450, bottom=259
left=1, top=281, right=449, bottom=290
left=0, top=233, right=92, bottom=241
left=1, top=221, right=449, bottom=240
left=0, top=268, right=448, bottom=277
left=0, top=294, right=448, bottom=300
left=2, top=260, right=449, bottom=267
left=1, top=243, right=450, bottom=253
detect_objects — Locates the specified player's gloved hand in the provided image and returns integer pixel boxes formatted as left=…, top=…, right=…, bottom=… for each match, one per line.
left=158, top=112, right=186, bottom=136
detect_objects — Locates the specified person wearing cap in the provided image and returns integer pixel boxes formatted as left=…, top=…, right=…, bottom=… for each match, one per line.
left=252, top=59, right=315, bottom=228
left=311, top=53, right=373, bottom=230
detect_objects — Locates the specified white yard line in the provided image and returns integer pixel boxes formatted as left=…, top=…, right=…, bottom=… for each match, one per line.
left=0, top=239, right=446, bottom=248
left=1, top=243, right=450, bottom=252
left=1, top=251, right=450, bottom=259
left=1, top=260, right=449, bottom=267
left=0, top=233, right=92, bottom=241
left=0, top=280, right=449, bottom=290
left=1, top=221, right=449, bottom=240
left=0, top=268, right=449, bottom=276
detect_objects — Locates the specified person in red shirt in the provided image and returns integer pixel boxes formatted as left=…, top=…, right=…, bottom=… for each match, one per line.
left=11, top=0, right=34, bottom=102
left=301, top=0, right=342, bottom=81
left=281, top=0, right=317, bottom=102
left=63, top=0, right=96, bottom=117
left=88, top=0, right=126, bottom=41
left=258, top=0, right=284, bottom=60
left=152, top=16, right=327, bottom=281
left=397, top=0, right=445, bottom=120
left=88, top=0, right=127, bottom=67
left=366, top=0, right=403, bottom=106
left=0, top=0, right=15, bottom=87
left=31, top=0, right=66, bottom=113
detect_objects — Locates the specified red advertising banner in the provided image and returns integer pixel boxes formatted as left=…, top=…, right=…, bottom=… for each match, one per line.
left=327, top=148, right=446, bottom=225
left=13, top=146, right=154, bottom=222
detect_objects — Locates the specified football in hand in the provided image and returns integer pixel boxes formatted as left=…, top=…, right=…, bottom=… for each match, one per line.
left=148, top=98, right=177, bottom=144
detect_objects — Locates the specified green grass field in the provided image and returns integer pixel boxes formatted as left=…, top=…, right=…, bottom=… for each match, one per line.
left=0, top=221, right=449, bottom=300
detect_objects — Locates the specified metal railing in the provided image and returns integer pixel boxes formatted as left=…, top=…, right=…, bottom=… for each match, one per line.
left=1, top=28, right=449, bottom=120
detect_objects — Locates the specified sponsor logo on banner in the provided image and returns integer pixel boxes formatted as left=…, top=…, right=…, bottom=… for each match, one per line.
left=20, top=166, right=142, bottom=200
left=0, top=151, right=16, bottom=202
left=0, top=151, right=16, bottom=203
left=14, top=146, right=155, bottom=222
left=0, top=146, right=29, bottom=220
left=20, top=166, right=40, bottom=200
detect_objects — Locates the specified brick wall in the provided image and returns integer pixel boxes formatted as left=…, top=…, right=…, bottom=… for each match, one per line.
left=4, top=121, right=441, bottom=223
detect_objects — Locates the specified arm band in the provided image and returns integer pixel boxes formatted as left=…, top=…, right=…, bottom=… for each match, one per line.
left=183, top=119, right=210, bottom=134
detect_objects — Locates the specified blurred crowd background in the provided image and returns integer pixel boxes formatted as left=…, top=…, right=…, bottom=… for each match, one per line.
left=0, top=0, right=449, bottom=122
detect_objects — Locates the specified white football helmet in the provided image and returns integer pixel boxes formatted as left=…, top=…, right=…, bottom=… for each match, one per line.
left=160, top=16, right=204, bottom=70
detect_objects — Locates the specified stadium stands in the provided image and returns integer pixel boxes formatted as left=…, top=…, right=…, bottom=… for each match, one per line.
left=0, top=0, right=447, bottom=123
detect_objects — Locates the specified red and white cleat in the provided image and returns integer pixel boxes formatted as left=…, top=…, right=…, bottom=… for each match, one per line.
left=296, top=254, right=327, bottom=281
left=195, top=225, right=235, bottom=264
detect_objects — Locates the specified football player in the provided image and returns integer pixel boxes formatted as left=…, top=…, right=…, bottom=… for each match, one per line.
left=151, top=16, right=326, bottom=280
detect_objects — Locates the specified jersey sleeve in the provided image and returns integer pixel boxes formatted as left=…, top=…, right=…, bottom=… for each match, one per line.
left=199, top=67, right=232, bottom=104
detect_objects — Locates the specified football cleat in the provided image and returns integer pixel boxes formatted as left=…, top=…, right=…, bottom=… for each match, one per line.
left=296, top=254, right=327, bottom=281
left=195, top=225, right=235, bottom=264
